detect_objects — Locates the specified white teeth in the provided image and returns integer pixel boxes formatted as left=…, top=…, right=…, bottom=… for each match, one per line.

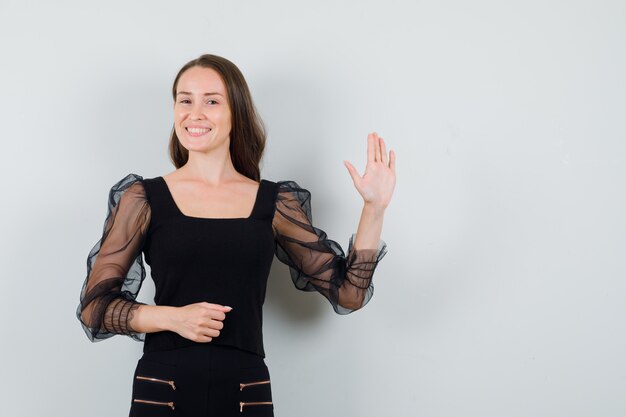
left=187, top=127, right=211, bottom=134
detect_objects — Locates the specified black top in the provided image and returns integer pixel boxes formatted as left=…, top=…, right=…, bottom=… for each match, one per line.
left=76, top=173, right=388, bottom=358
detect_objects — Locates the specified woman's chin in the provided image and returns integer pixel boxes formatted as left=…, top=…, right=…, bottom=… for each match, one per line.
left=181, top=137, right=229, bottom=153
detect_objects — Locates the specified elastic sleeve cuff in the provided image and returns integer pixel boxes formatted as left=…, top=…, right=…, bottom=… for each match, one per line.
left=345, top=233, right=388, bottom=288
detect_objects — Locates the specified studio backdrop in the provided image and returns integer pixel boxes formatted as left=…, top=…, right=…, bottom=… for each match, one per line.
left=0, top=1, right=624, bottom=416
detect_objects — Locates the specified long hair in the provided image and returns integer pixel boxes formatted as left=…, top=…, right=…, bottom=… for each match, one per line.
left=168, top=54, right=266, bottom=181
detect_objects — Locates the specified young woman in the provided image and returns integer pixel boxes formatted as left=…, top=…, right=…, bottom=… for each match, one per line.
left=76, top=53, right=396, bottom=417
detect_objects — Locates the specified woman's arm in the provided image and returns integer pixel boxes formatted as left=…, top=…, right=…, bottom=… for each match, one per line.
left=340, top=132, right=396, bottom=308
left=130, top=303, right=232, bottom=344
left=77, top=174, right=151, bottom=341
left=272, top=132, right=396, bottom=313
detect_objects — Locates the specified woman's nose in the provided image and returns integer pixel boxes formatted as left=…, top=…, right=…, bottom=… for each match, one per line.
left=190, top=104, right=206, bottom=119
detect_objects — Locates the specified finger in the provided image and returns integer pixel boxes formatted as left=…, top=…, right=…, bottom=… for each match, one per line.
left=202, top=302, right=233, bottom=312
left=389, top=149, right=396, bottom=172
left=367, top=133, right=375, bottom=163
left=203, top=327, right=221, bottom=337
left=204, top=308, right=227, bottom=321
left=343, top=160, right=360, bottom=184
left=373, top=132, right=381, bottom=162
left=380, top=136, right=388, bottom=165
left=196, top=332, right=213, bottom=342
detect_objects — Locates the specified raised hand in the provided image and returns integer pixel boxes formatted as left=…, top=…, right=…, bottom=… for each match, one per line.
left=343, top=132, right=396, bottom=209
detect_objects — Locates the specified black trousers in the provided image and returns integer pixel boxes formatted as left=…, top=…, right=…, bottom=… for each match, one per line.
left=128, top=343, right=274, bottom=416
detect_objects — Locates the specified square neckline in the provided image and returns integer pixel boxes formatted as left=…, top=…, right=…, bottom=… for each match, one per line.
left=157, top=176, right=265, bottom=220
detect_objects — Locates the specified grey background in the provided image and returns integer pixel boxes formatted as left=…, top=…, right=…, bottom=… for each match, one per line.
left=0, top=1, right=624, bottom=416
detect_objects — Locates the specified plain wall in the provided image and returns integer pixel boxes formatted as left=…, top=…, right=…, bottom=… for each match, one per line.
left=0, top=1, right=624, bottom=416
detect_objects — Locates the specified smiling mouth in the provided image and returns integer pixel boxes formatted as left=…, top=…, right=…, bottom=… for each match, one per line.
left=186, top=127, right=212, bottom=137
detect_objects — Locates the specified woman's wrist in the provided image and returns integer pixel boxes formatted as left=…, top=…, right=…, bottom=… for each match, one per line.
left=133, top=304, right=179, bottom=333
left=363, top=201, right=386, bottom=217
left=160, top=306, right=180, bottom=333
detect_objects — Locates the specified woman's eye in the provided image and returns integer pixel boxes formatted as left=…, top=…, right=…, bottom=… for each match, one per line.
left=178, top=99, right=217, bottom=104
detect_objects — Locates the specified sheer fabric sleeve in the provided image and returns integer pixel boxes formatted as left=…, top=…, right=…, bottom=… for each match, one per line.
left=272, top=180, right=388, bottom=314
left=75, top=173, right=151, bottom=342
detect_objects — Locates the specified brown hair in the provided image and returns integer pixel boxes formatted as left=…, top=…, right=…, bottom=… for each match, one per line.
left=168, top=54, right=266, bottom=181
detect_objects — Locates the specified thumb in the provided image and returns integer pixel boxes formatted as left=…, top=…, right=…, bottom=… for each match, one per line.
left=203, top=302, right=233, bottom=311
left=343, top=160, right=360, bottom=184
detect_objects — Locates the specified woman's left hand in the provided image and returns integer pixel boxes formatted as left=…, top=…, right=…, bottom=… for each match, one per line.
left=343, top=132, right=397, bottom=210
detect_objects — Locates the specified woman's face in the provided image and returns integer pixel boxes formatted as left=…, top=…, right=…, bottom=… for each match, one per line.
left=174, top=66, right=232, bottom=153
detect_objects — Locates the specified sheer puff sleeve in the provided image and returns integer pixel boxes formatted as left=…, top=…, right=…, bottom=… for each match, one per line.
left=76, top=173, right=151, bottom=342
left=272, top=180, right=388, bottom=314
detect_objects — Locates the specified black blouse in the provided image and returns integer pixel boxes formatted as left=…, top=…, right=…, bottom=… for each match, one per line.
left=76, top=173, right=388, bottom=358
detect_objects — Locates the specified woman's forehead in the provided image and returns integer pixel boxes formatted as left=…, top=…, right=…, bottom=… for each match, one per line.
left=177, top=66, right=226, bottom=94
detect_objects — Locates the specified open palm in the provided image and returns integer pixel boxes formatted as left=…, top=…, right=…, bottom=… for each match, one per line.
left=344, top=132, right=397, bottom=209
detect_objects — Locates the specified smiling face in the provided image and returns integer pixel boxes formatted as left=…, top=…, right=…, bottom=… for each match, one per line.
left=173, top=66, right=232, bottom=153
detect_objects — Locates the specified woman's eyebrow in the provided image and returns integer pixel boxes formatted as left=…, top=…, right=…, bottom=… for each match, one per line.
left=176, top=91, right=224, bottom=97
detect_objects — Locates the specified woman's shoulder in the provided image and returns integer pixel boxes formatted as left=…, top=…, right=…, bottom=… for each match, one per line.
left=267, top=179, right=312, bottom=209
left=264, top=178, right=308, bottom=190
left=105, top=173, right=154, bottom=203
left=107, top=172, right=146, bottom=191
left=114, top=172, right=173, bottom=189
left=109, top=172, right=165, bottom=185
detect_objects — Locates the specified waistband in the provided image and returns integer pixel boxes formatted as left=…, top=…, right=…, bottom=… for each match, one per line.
left=140, top=342, right=267, bottom=372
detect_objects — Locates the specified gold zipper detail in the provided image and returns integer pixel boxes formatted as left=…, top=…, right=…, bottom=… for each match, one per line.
left=240, top=401, right=273, bottom=412
left=133, top=398, right=175, bottom=410
left=136, top=375, right=176, bottom=390
left=239, top=379, right=270, bottom=391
